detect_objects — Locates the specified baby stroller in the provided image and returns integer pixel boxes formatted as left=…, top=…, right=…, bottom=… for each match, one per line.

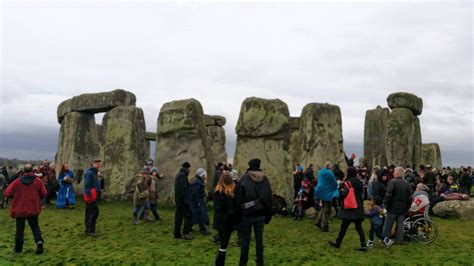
left=403, top=207, right=438, bottom=244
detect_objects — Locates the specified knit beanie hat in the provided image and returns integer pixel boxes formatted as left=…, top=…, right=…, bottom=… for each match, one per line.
left=248, top=158, right=261, bottom=170
left=196, top=168, right=207, bottom=178
left=182, top=162, right=191, bottom=169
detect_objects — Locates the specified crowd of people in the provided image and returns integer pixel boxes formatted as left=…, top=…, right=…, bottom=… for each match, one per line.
left=0, top=154, right=472, bottom=264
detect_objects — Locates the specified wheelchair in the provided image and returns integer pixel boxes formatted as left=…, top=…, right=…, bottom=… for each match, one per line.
left=402, top=207, right=438, bottom=244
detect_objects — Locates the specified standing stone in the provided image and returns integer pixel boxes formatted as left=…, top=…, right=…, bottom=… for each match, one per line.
left=358, top=157, right=368, bottom=168
left=386, top=108, right=415, bottom=167
left=364, top=106, right=390, bottom=169
left=144, top=132, right=157, bottom=160
left=101, top=106, right=147, bottom=199
left=421, top=143, right=442, bottom=170
left=155, top=99, right=213, bottom=205
left=234, top=97, right=293, bottom=204
left=299, top=103, right=347, bottom=174
left=57, top=89, right=136, bottom=123
left=205, top=115, right=228, bottom=183
left=412, top=117, right=422, bottom=168
left=289, top=117, right=302, bottom=166
left=55, top=112, right=100, bottom=194
left=387, top=92, right=423, bottom=116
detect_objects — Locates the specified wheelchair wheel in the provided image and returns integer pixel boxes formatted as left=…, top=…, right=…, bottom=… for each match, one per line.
left=411, top=217, right=438, bottom=244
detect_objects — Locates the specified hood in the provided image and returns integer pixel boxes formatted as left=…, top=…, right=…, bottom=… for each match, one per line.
left=247, top=170, right=265, bottom=182
left=413, top=191, right=429, bottom=198
left=20, top=172, right=36, bottom=185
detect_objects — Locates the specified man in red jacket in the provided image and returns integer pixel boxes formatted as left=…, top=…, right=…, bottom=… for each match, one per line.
left=4, top=163, right=47, bottom=254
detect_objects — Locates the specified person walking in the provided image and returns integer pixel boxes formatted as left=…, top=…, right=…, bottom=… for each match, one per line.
left=148, top=168, right=162, bottom=221
left=4, top=163, right=47, bottom=254
left=56, top=163, right=75, bottom=209
left=84, top=159, right=102, bottom=236
left=214, top=172, right=240, bottom=266
left=314, top=161, right=339, bottom=232
left=238, top=159, right=273, bottom=266
left=328, top=167, right=367, bottom=252
left=133, top=172, right=151, bottom=225
left=382, top=166, right=412, bottom=248
left=174, top=162, right=193, bottom=240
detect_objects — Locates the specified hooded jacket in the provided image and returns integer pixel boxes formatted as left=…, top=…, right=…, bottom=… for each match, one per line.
left=314, top=167, right=339, bottom=201
left=384, top=177, right=412, bottom=214
left=238, top=168, right=273, bottom=223
left=4, top=172, right=47, bottom=218
left=174, top=168, right=191, bottom=205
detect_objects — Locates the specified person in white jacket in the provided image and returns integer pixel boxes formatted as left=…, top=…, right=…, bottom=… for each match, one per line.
left=409, top=183, right=430, bottom=214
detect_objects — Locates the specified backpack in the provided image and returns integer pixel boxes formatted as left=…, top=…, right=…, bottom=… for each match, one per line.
left=343, top=181, right=358, bottom=210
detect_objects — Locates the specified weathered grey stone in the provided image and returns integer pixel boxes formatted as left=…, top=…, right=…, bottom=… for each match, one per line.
left=299, top=103, right=347, bottom=174
left=364, top=106, right=389, bottom=169
left=205, top=115, right=226, bottom=127
left=386, top=108, right=415, bottom=167
left=101, top=106, right=147, bottom=199
left=55, top=112, right=100, bottom=195
left=413, top=117, right=422, bottom=168
left=433, top=199, right=474, bottom=220
left=155, top=99, right=213, bottom=205
left=289, top=117, right=302, bottom=165
left=57, top=89, right=136, bottom=123
left=207, top=123, right=227, bottom=167
left=234, top=97, right=293, bottom=204
left=236, top=97, right=290, bottom=138
left=358, top=157, right=368, bottom=168
left=145, top=132, right=157, bottom=141
left=387, top=92, right=423, bottom=116
left=421, top=143, right=442, bottom=170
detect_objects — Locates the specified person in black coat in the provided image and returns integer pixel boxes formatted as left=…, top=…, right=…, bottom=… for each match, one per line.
left=238, top=159, right=273, bottom=266
left=214, top=172, right=240, bottom=266
left=371, top=172, right=388, bottom=202
left=329, top=167, right=367, bottom=252
left=174, top=162, right=193, bottom=240
left=382, top=166, right=412, bottom=247
left=304, top=164, right=315, bottom=182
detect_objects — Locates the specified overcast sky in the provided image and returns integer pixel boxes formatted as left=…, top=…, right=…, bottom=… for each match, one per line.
left=1, top=0, right=473, bottom=166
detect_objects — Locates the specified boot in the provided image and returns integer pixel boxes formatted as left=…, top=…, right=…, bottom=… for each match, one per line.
left=36, top=240, right=44, bottom=254
left=215, top=249, right=226, bottom=266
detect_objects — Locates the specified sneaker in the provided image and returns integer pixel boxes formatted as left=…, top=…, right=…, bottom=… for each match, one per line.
left=383, top=238, right=394, bottom=248
left=328, top=240, right=340, bottom=248
left=36, top=241, right=44, bottom=254
left=366, top=240, right=375, bottom=248
left=183, top=233, right=194, bottom=240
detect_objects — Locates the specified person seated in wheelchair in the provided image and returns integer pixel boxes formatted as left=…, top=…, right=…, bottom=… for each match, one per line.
left=407, top=183, right=430, bottom=217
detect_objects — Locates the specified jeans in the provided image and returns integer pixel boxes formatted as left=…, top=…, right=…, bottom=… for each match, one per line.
left=240, top=215, right=265, bottom=266
left=174, top=202, right=193, bottom=236
left=134, top=203, right=150, bottom=217
left=383, top=213, right=405, bottom=243
left=56, top=184, right=75, bottom=208
left=369, top=224, right=383, bottom=241
left=85, top=201, right=99, bottom=233
left=15, top=216, right=43, bottom=250
left=149, top=203, right=161, bottom=220
left=315, top=200, right=331, bottom=230
left=335, top=219, right=366, bottom=246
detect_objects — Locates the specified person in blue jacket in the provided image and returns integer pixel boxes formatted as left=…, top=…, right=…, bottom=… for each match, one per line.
left=314, top=161, right=339, bottom=232
left=84, top=158, right=102, bottom=236
left=56, top=163, right=75, bottom=209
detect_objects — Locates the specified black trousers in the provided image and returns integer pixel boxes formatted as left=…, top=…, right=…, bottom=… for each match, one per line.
left=335, top=219, right=366, bottom=246
left=174, top=202, right=192, bottom=236
left=240, top=216, right=265, bottom=266
left=16, top=216, right=43, bottom=249
left=219, top=230, right=232, bottom=250
left=85, top=201, right=99, bottom=233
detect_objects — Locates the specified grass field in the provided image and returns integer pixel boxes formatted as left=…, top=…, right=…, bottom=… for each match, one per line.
left=0, top=200, right=473, bottom=265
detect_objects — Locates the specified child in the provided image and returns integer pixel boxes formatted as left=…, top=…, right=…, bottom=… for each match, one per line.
left=133, top=172, right=151, bottom=225
left=293, top=179, right=311, bottom=220
left=366, top=196, right=385, bottom=247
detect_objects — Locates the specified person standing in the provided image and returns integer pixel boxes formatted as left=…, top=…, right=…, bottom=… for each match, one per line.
left=4, top=163, right=47, bottom=254
left=148, top=168, right=162, bottom=221
left=84, top=159, right=102, bottom=236
left=238, top=159, right=273, bottom=266
left=314, top=161, right=339, bottom=232
left=293, top=164, right=304, bottom=198
left=190, top=168, right=210, bottom=235
left=56, top=163, right=75, bottom=209
left=423, top=165, right=436, bottom=197
left=328, top=167, right=367, bottom=252
left=133, top=172, right=151, bottom=225
left=304, top=164, right=315, bottom=183
left=214, top=172, right=239, bottom=266
left=174, top=162, right=193, bottom=240
left=40, top=160, right=57, bottom=204
left=382, top=166, right=412, bottom=248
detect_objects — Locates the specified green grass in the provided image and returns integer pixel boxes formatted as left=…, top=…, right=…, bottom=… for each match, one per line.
left=1, top=200, right=473, bottom=265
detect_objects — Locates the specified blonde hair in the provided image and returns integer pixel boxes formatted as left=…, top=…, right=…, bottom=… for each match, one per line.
left=215, top=172, right=236, bottom=198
